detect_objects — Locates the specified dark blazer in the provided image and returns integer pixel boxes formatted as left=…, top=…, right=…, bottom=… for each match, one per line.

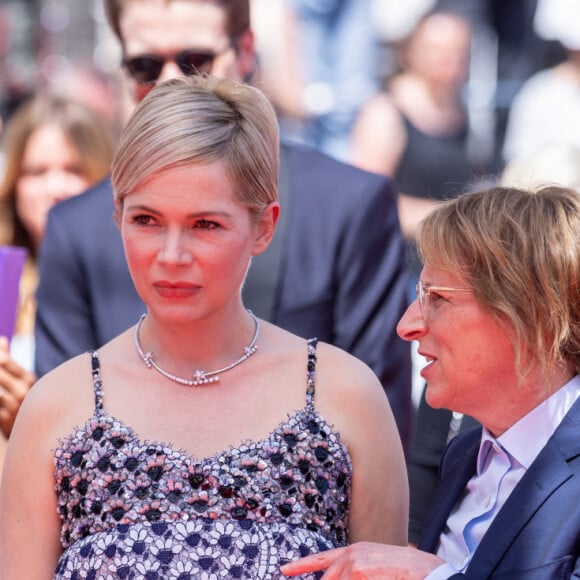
left=418, top=397, right=580, bottom=579
left=408, top=384, right=479, bottom=545
left=35, top=142, right=413, bottom=444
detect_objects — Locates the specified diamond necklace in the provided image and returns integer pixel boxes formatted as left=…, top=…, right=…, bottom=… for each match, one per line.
left=134, top=310, right=259, bottom=386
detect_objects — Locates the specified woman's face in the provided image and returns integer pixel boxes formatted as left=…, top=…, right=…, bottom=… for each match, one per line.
left=120, top=160, right=276, bottom=325
left=397, top=264, right=519, bottom=432
left=16, top=124, right=91, bottom=247
left=408, top=14, right=471, bottom=88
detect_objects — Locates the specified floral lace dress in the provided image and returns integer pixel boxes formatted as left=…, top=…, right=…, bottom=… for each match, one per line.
left=53, top=339, right=352, bottom=579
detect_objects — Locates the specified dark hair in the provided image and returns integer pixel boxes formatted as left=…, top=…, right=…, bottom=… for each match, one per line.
left=104, top=0, right=250, bottom=45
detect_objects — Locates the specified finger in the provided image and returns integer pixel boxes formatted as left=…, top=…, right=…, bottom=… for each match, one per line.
left=0, top=382, right=17, bottom=415
left=0, top=368, right=34, bottom=437
left=0, top=356, right=35, bottom=383
left=0, top=365, right=36, bottom=402
left=281, top=547, right=347, bottom=576
left=0, top=413, right=13, bottom=439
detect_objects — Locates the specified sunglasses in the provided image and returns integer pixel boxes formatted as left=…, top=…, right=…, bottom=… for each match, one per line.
left=122, top=48, right=228, bottom=84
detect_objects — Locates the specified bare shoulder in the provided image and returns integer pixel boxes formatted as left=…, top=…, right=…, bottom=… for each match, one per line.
left=358, top=92, right=403, bottom=128
left=261, top=326, right=372, bottom=384
left=308, top=341, right=408, bottom=539
left=14, top=351, right=96, bottom=445
left=313, top=341, right=387, bottom=408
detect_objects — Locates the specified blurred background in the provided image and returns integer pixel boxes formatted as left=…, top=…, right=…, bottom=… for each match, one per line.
left=0, top=0, right=122, bottom=131
left=0, top=0, right=574, bottom=175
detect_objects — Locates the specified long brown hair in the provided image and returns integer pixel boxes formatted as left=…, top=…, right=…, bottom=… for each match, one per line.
left=0, top=94, right=115, bottom=257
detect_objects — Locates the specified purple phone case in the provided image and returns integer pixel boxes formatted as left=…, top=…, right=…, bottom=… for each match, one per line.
left=0, top=246, right=28, bottom=341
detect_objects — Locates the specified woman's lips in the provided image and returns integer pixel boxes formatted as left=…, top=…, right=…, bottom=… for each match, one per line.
left=153, top=281, right=200, bottom=298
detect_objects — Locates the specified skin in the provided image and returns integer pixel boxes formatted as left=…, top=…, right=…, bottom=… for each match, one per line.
left=0, top=160, right=409, bottom=576
left=398, top=265, right=522, bottom=436
left=281, top=543, right=444, bottom=579
left=16, top=124, right=92, bottom=248
left=399, top=265, right=574, bottom=436
left=282, top=264, right=575, bottom=577
left=120, top=162, right=275, bottom=332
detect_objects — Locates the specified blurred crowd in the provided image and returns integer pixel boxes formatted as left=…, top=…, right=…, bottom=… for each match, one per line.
left=0, top=0, right=576, bottom=175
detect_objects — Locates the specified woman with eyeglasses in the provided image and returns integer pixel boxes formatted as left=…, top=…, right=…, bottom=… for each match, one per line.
left=283, top=185, right=580, bottom=578
left=0, top=75, right=408, bottom=579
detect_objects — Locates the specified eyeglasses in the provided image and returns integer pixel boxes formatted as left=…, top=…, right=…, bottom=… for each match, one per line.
left=122, top=47, right=230, bottom=84
left=416, top=281, right=471, bottom=322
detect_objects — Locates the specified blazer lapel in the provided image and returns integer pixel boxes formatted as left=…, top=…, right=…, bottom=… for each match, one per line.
left=419, top=430, right=480, bottom=553
left=467, top=398, right=580, bottom=576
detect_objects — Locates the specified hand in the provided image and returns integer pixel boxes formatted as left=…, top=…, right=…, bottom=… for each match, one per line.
left=0, top=336, right=36, bottom=437
left=280, top=542, right=445, bottom=579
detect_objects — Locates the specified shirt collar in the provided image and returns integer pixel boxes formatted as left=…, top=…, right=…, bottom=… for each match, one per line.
left=479, top=374, right=580, bottom=470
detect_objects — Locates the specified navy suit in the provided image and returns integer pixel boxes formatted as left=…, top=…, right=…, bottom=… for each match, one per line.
left=418, top=397, right=580, bottom=579
left=35, top=142, right=413, bottom=444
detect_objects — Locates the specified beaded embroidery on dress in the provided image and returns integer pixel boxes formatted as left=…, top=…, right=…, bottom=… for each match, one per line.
left=53, top=339, right=352, bottom=579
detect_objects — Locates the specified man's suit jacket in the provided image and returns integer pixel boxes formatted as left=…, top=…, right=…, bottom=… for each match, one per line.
left=408, top=384, right=480, bottom=545
left=35, top=142, right=413, bottom=444
left=418, top=397, right=580, bottom=579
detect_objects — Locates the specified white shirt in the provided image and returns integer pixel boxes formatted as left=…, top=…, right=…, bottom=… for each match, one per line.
left=426, top=374, right=580, bottom=579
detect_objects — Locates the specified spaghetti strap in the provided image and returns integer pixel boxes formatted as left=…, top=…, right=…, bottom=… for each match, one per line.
left=89, top=350, right=104, bottom=414
left=306, top=338, right=318, bottom=404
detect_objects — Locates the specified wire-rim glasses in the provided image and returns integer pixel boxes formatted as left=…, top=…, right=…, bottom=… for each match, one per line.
left=416, top=281, right=471, bottom=321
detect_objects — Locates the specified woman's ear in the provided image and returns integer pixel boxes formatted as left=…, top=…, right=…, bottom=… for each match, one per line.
left=252, top=201, right=280, bottom=256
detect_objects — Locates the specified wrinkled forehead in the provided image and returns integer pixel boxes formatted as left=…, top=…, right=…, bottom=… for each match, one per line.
left=120, top=0, right=229, bottom=54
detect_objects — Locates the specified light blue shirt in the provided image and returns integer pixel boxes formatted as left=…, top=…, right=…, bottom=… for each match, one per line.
left=426, top=374, right=580, bottom=579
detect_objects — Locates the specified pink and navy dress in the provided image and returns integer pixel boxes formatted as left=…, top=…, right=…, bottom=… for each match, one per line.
left=53, top=339, right=352, bottom=579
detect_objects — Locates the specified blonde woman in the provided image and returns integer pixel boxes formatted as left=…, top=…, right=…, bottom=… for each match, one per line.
left=0, top=76, right=408, bottom=578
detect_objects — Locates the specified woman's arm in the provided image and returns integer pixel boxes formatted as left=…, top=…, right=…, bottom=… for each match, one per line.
left=316, top=344, right=409, bottom=546
left=0, top=375, right=63, bottom=578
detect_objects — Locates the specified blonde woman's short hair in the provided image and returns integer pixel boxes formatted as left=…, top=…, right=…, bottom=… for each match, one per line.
left=112, top=75, right=279, bottom=220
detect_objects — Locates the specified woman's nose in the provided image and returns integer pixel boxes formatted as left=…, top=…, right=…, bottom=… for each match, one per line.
left=157, top=230, right=192, bottom=266
left=397, top=299, right=428, bottom=342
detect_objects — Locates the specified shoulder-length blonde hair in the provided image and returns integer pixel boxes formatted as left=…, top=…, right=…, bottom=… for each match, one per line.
left=417, top=185, right=580, bottom=376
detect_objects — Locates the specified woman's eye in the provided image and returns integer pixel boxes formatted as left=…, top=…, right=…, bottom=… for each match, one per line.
left=132, top=214, right=155, bottom=226
left=65, top=165, right=86, bottom=177
left=194, top=219, right=219, bottom=230
left=429, top=291, right=445, bottom=304
left=21, top=167, right=45, bottom=177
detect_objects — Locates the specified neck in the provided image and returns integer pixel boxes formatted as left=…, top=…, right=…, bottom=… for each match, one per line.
left=484, top=361, right=576, bottom=437
left=137, top=307, right=258, bottom=376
